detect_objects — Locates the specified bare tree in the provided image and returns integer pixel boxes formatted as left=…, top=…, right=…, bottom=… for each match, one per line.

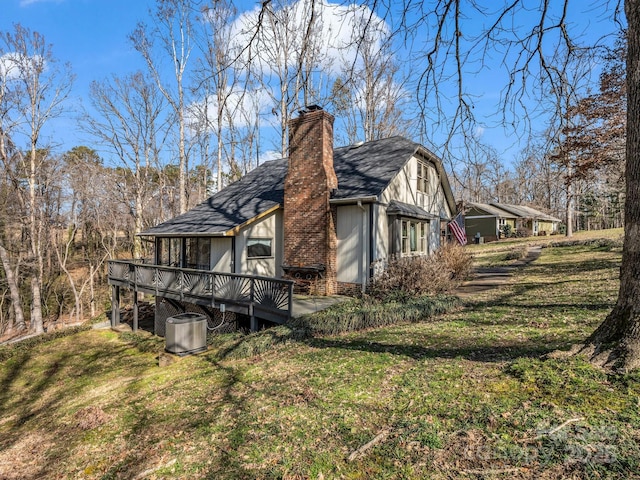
left=332, top=18, right=410, bottom=144
left=240, top=0, right=331, bottom=157
left=0, top=25, right=73, bottom=334
left=513, top=143, right=565, bottom=218
left=84, top=72, right=168, bottom=258
left=0, top=241, right=25, bottom=333
left=193, top=0, right=248, bottom=192
left=553, top=34, right=626, bottom=236
left=131, top=0, right=195, bottom=214
left=0, top=130, right=26, bottom=334
left=59, top=147, right=115, bottom=320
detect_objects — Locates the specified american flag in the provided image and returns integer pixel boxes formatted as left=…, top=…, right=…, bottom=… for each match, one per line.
left=448, top=212, right=467, bottom=245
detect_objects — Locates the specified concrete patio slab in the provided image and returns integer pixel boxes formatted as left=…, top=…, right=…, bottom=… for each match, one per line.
left=291, top=295, right=351, bottom=318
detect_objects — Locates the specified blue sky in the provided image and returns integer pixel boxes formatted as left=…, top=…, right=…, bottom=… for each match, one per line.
left=2, top=0, right=156, bottom=149
left=1, top=0, right=624, bottom=168
left=3, top=0, right=152, bottom=91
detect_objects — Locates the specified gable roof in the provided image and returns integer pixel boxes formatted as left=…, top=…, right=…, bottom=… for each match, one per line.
left=492, top=203, right=561, bottom=222
left=142, top=158, right=287, bottom=237
left=467, top=202, right=518, bottom=218
left=142, top=136, right=454, bottom=237
left=466, top=202, right=561, bottom=223
left=332, top=136, right=422, bottom=200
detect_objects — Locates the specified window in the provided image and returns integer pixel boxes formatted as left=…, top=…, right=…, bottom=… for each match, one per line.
left=186, top=238, right=210, bottom=270
left=441, top=220, right=450, bottom=243
left=401, top=220, right=429, bottom=255
left=410, top=222, right=417, bottom=252
left=158, top=238, right=181, bottom=266
left=170, top=238, right=181, bottom=266
left=419, top=222, right=427, bottom=252
left=402, top=221, right=409, bottom=254
left=159, top=238, right=169, bottom=265
left=417, top=160, right=430, bottom=194
left=247, top=238, right=272, bottom=258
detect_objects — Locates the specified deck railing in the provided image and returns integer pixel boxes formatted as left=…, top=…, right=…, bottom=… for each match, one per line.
left=108, top=260, right=294, bottom=325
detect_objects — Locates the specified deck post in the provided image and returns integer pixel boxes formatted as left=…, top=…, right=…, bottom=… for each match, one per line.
left=249, top=304, right=257, bottom=332
left=133, top=290, right=139, bottom=332
left=288, top=282, right=294, bottom=321
left=111, top=285, right=120, bottom=327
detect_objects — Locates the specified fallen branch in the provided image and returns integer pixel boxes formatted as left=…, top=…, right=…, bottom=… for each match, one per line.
left=462, top=467, right=522, bottom=475
left=133, top=458, right=176, bottom=480
left=519, top=417, right=584, bottom=443
left=347, top=430, right=390, bottom=462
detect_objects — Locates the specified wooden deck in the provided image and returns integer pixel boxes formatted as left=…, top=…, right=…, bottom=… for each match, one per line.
left=107, top=260, right=294, bottom=332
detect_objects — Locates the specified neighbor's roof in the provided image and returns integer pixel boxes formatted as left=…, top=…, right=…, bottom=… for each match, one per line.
left=492, top=203, right=562, bottom=222
left=467, top=202, right=518, bottom=218
left=467, top=202, right=561, bottom=222
left=142, top=136, right=454, bottom=236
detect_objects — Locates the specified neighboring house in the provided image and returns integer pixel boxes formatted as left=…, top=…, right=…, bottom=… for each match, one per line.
left=464, top=202, right=562, bottom=242
left=141, top=106, right=457, bottom=296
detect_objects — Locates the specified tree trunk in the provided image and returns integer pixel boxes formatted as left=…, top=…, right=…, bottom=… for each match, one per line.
left=134, top=186, right=144, bottom=259
left=0, top=242, right=26, bottom=332
left=566, top=177, right=574, bottom=237
left=582, top=0, right=640, bottom=371
left=89, top=263, right=96, bottom=318
left=29, top=140, right=44, bottom=334
left=30, top=275, right=44, bottom=334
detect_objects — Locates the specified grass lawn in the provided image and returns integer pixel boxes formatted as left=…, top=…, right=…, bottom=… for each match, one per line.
left=1, top=229, right=639, bottom=479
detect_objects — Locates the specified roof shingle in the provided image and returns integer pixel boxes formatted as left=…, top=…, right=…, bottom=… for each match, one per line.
left=142, top=137, right=435, bottom=236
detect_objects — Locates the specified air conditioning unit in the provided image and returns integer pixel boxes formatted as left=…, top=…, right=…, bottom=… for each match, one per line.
left=165, top=312, right=207, bottom=355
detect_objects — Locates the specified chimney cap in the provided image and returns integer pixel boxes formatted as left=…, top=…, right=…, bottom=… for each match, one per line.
left=298, top=104, right=323, bottom=115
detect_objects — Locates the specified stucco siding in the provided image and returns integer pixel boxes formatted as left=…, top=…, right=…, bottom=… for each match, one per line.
left=381, top=155, right=450, bottom=219
left=378, top=155, right=450, bottom=256
left=237, top=210, right=281, bottom=277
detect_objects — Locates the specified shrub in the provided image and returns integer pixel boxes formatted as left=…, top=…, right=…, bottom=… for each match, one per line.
left=435, top=242, right=474, bottom=281
left=367, top=243, right=473, bottom=300
left=500, top=224, right=513, bottom=238
left=215, top=295, right=462, bottom=359
left=291, top=295, right=461, bottom=335
left=504, top=245, right=528, bottom=261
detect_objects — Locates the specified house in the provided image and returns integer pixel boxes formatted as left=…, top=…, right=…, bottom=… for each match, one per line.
left=107, top=107, right=458, bottom=335
left=464, top=202, right=562, bottom=242
left=141, top=106, right=457, bottom=296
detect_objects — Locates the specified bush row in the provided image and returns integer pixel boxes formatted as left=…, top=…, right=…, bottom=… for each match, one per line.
left=367, top=243, right=473, bottom=300
left=216, top=294, right=461, bottom=360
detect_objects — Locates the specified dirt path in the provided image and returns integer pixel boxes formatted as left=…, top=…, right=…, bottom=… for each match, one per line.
left=456, top=246, right=542, bottom=298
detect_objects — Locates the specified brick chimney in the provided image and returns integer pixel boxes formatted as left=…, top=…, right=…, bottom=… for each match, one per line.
left=283, top=106, right=337, bottom=295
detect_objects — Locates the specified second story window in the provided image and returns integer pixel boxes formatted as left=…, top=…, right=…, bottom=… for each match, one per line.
left=417, top=160, right=430, bottom=194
